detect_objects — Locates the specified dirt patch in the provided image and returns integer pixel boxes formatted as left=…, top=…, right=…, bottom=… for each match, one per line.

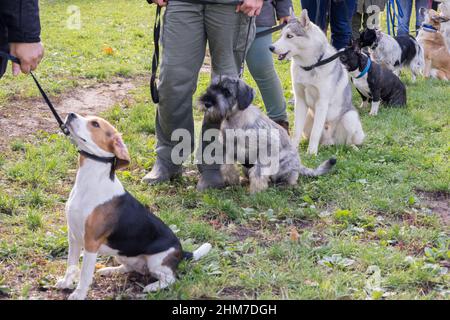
left=416, top=190, right=449, bottom=226
left=0, top=77, right=144, bottom=151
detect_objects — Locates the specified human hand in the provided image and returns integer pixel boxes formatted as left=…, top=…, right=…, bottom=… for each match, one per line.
left=152, top=0, right=168, bottom=7
left=236, top=0, right=263, bottom=17
left=278, top=16, right=290, bottom=25
left=9, top=42, right=44, bottom=75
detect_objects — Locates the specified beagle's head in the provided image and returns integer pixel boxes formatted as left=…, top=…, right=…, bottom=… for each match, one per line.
left=65, top=113, right=130, bottom=170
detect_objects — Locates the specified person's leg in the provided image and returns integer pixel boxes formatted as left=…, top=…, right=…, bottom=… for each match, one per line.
left=351, top=12, right=363, bottom=40
left=431, top=1, right=438, bottom=10
left=196, top=4, right=255, bottom=190
left=397, top=0, right=413, bottom=35
left=246, top=28, right=288, bottom=124
left=329, top=0, right=355, bottom=49
left=301, top=0, right=327, bottom=30
left=143, top=2, right=206, bottom=184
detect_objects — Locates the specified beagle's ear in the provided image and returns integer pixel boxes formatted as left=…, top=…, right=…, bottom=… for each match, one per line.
left=112, top=134, right=130, bottom=170
left=237, top=80, right=254, bottom=110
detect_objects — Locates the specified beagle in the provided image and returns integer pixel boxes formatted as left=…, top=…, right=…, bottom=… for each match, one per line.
left=55, top=113, right=211, bottom=300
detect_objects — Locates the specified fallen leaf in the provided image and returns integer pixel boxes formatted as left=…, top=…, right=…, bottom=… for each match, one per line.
left=289, top=226, right=300, bottom=241
left=103, top=46, right=114, bottom=55
left=95, top=263, right=106, bottom=270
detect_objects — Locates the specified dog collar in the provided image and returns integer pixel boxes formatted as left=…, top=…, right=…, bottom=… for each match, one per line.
left=355, top=57, right=372, bottom=79
left=422, top=24, right=438, bottom=33
left=301, top=51, right=344, bottom=71
left=78, top=150, right=117, bottom=181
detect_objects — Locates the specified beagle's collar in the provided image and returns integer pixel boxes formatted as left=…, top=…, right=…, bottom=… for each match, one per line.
left=78, top=150, right=117, bottom=181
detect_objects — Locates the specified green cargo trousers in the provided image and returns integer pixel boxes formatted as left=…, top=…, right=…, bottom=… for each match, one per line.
left=155, top=1, right=255, bottom=173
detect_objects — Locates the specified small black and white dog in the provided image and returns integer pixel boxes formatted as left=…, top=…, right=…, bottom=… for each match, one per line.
left=359, top=28, right=424, bottom=81
left=199, top=77, right=336, bottom=193
left=339, top=42, right=407, bottom=115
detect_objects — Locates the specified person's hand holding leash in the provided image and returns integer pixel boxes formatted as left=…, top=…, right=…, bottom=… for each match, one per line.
left=236, top=0, right=264, bottom=17
left=151, top=0, right=168, bottom=7
left=9, top=42, right=44, bottom=75
left=278, top=16, right=290, bottom=25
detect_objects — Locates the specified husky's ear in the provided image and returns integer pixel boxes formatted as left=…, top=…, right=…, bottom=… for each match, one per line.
left=299, top=9, right=311, bottom=28
left=236, top=80, right=254, bottom=110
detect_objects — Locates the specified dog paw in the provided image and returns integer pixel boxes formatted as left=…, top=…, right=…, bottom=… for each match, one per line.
left=369, top=110, right=378, bottom=116
left=68, top=289, right=87, bottom=300
left=55, top=278, right=76, bottom=290
left=307, top=146, right=318, bottom=156
left=96, top=265, right=128, bottom=276
left=143, top=282, right=161, bottom=293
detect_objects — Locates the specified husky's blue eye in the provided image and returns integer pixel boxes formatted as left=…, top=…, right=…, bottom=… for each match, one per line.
left=286, top=34, right=294, bottom=39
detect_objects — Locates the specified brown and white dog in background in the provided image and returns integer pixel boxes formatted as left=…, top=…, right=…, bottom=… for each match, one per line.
left=418, top=8, right=450, bottom=80
left=436, top=0, right=450, bottom=51
left=55, top=113, right=211, bottom=300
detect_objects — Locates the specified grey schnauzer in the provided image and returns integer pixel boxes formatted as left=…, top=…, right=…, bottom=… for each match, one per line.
left=199, top=77, right=336, bottom=193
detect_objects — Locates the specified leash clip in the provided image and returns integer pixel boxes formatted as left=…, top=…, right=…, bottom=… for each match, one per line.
left=60, top=124, right=70, bottom=136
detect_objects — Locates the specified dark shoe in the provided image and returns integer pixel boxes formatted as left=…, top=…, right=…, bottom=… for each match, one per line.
left=196, top=169, right=225, bottom=191
left=142, top=158, right=182, bottom=185
left=275, top=120, right=290, bottom=135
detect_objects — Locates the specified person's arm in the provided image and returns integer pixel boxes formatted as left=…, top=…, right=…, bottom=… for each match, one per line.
left=0, top=0, right=44, bottom=75
left=275, top=0, right=292, bottom=24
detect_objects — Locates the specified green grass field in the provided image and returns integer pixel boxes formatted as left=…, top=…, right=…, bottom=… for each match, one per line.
left=0, top=0, right=448, bottom=300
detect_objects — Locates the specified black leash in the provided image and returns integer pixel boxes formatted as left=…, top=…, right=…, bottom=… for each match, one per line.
left=150, top=4, right=162, bottom=103
left=254, top=22, right=286, bottom=39
left=300, top=50, right=345, bottom=71
left=0, top=51, right=70, bottom=136
left=239, top=15, right=254, bottom=78
left=1, top=51, right=120, bottom=179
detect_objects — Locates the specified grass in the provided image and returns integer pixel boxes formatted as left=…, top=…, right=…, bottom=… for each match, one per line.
left=0, top=0, right=449, bottom=300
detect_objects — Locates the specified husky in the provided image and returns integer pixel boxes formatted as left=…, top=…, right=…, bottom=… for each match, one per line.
left=359, top=28, right=425, bottom=81
left=270, top=9, right=365, bottom=155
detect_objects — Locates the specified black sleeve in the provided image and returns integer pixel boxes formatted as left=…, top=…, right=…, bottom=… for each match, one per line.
left=0, top=0, right=41, bottom=43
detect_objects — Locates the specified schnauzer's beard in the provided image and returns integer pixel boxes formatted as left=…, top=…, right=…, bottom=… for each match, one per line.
left=201, top=96, right=235, bottom=123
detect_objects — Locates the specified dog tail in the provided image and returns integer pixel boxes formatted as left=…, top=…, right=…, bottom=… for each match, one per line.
left=412, top=41, right=425, bottom=75
left=183, top=243, right=212, bottom=261
left=298, top=157, right=336, bottom=177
